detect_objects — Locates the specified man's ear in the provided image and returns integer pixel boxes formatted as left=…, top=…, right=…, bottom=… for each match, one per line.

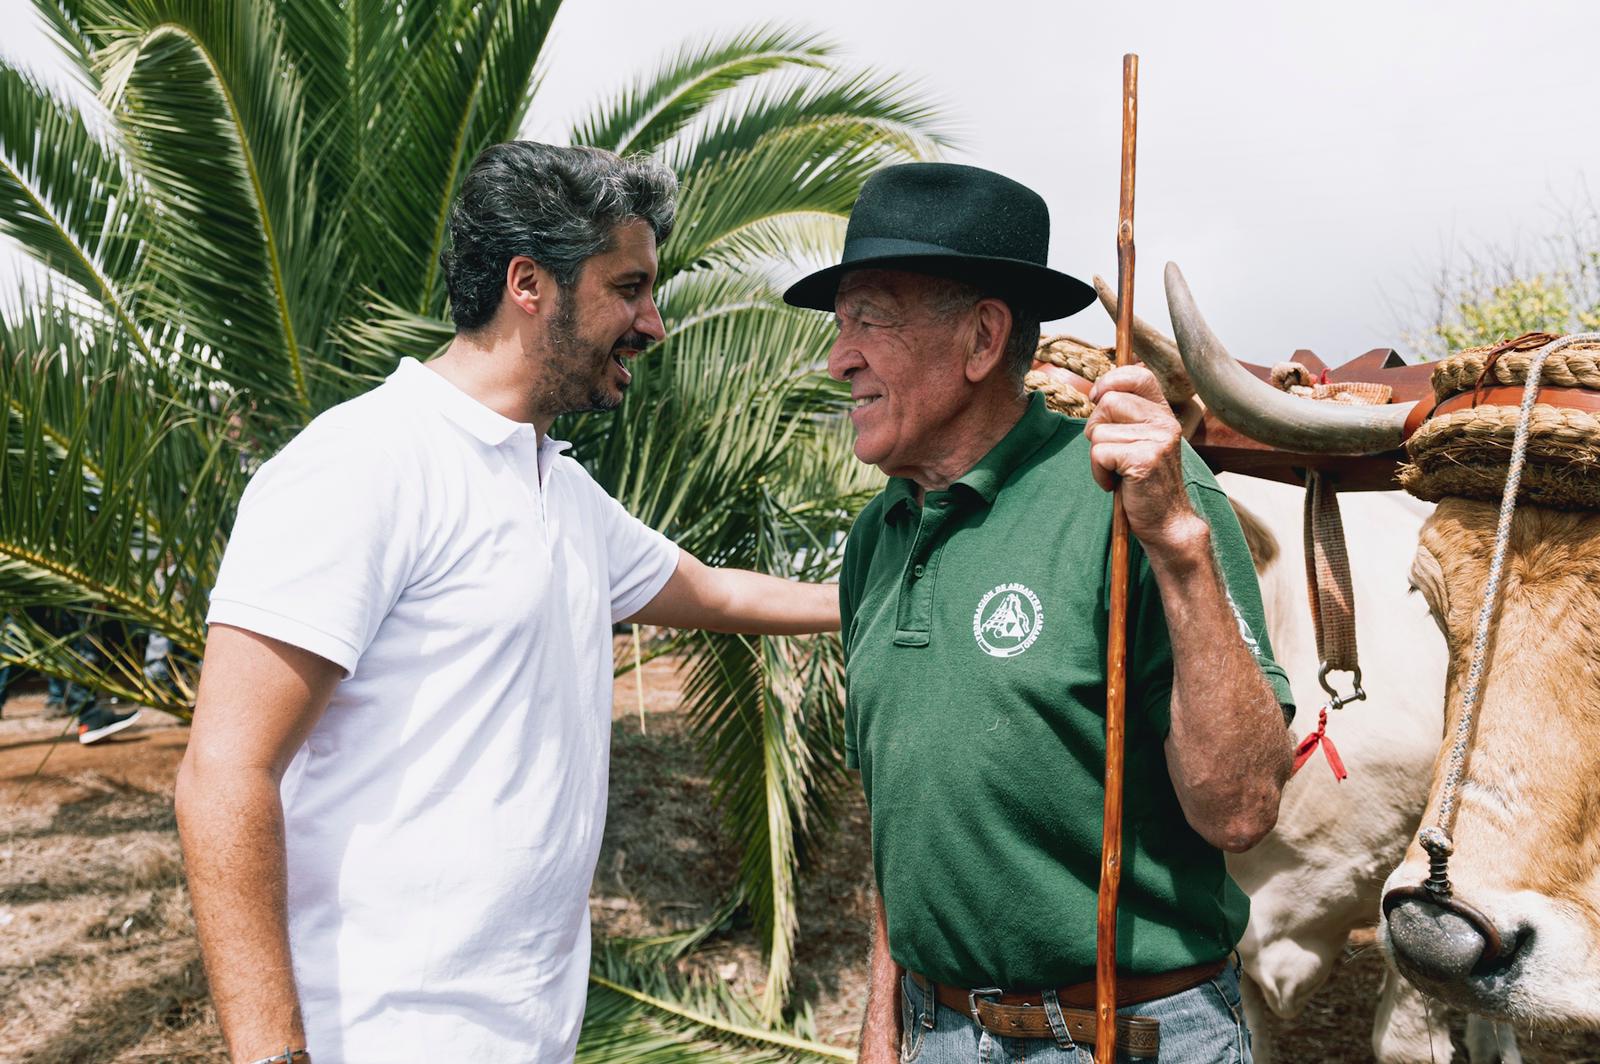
left=964, top=297, right=1013, bottom=383
left=503, top=255, right=554, bottom=320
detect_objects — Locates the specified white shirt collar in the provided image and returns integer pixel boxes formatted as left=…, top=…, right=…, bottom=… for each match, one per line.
left=390, top=358, right=572, bottom=456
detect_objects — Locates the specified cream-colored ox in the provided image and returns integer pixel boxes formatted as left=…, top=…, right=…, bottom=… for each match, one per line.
left=1050, top=285, right=1524, bottom=1062
left=1216, top=475, right=1468, bottom=1064
left=1155, top=263, right=1599, bottom=1058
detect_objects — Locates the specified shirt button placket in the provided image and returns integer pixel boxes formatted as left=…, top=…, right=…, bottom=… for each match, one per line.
left=894, top=496, right=951, bottom=645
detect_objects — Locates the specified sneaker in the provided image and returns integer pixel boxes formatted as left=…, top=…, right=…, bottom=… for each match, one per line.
left=78, top=706, right=141, bottom=745
left=44, top=698, right=72, bottom=719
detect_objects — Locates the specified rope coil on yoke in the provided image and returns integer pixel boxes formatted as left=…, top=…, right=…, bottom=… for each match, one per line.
left=1421, top=332, right=1600, bottom=897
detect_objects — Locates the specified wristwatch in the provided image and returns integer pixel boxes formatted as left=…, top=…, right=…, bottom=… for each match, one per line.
left=245, top=1049, right=310, bottom=1064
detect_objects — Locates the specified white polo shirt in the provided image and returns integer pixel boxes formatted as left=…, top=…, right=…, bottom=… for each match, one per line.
left=207, top=358, right=679, bottom=1063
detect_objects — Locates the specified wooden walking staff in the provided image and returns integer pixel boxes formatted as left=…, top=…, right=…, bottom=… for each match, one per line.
left=1097, top=51, right=1139, bottom=1061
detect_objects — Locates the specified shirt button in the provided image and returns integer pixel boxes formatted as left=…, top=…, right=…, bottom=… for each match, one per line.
left=912, top=564, right=926, bottom=578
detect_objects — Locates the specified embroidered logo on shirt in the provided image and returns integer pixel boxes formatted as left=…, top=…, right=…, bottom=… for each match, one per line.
left=973, top=583, right=1044, bottom=658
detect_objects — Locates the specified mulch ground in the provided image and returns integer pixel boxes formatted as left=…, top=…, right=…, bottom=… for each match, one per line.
left=5, top=650, right=1600, bottom=1062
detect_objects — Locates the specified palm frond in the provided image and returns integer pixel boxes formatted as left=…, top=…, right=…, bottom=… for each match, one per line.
left=80, top=0, right=336, bottom=437
left=659, top=70, right=950, bottom=279
left=336, top=291, right=455, bottom=377
left=568, top=24, right=830, bottom=158
left=561, top=283, right=858, bottom=1020
left=0, top=302, right=241, bottom=712
left=580, top=939, right=853, bottom=1062
left=0, top=62, right=148, bottom=356
left=352, top=0, right=564, bottom=314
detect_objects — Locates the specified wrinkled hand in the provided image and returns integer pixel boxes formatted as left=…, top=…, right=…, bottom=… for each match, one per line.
left=1085, top=365, right=1207, bottom=554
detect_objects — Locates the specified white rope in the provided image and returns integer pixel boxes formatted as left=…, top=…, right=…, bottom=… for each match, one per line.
left=1431, top=333, right=1600, bottom=835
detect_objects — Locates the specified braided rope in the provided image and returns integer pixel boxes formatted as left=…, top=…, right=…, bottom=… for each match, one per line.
left=1035, top=335, right=1115, bottom=381
left=1429, top=341, right=1600, bottom=402
left=1431, top=333, right=1600, bottom=842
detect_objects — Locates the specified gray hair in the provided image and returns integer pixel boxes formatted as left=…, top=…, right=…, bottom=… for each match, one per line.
left=441, top=142, right=678, bottom=332
left=921, top=278, right=1042, bottom=383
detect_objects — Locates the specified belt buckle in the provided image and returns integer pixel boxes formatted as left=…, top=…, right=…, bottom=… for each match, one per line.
left=967, top=986, right=1003, bottom=1024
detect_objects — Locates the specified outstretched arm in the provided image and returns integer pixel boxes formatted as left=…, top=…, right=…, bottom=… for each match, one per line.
left=622, top=549, right=839, bottom=634
left=1087, top=366, right=1291, bottom=852
left=175, top=625, right=342, bottom=1061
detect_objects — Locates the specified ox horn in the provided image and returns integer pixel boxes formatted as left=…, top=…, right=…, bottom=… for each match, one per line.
left=1093, top=274, right=1195, bottom=407
left=1164, top=263, right=1416, bottom=455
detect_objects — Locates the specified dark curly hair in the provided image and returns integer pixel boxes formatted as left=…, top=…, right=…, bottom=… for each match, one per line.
left=440, top=142, right=677, bottom=332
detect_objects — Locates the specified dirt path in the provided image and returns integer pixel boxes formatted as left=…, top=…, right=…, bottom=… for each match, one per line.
left=5, top=662, right=1599, bottom=1062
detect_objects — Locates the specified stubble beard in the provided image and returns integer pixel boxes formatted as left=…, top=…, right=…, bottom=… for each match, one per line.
left=540, top=287, right=623, bottom=418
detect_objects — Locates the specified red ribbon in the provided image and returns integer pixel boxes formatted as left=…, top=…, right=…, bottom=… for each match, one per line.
left=1292, top=706, right=1348, bottom=781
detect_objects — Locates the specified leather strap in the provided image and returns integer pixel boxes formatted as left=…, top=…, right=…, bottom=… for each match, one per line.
left=973, top=999, right=1160, bottom=1057
left=910, top=957, right=1221, bottom=1032
left=1303, top=471, right=1359, bottom=683
left=1403, top=384, right=1600, bottom=439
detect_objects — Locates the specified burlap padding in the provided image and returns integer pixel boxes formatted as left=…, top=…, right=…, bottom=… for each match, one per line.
left=1401, top=404, right=1600, bottom=508
left=1035, top=335, right=1115, bottom=381
left=1403, top=334, right=1600, bottom=509
left=1427, top=335, right=1600, bottom=402
left=1268, top=361, right=1392, bottom=405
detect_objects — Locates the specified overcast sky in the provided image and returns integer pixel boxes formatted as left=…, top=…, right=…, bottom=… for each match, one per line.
left=4, top=0, right=1598, bottom=363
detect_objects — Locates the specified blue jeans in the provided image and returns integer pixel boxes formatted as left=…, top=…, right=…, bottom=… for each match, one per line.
left=898, top=964, right=1251, bottom=1063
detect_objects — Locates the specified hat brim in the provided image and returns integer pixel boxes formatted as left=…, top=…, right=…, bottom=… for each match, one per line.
left=782, top=252, right=1096, bottom=321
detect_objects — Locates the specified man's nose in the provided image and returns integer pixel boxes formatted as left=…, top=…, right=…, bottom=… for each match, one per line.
left=637, top=295, right=666, bottom=343
left=826, top=336, right=860, bottom=382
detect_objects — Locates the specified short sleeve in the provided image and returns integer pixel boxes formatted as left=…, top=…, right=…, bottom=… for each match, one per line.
left=207, top=427, right=415, bottom=676
left=840, top=525, right=865, bottom=770
left=1189, top=479, right=1295, bottom=718
left=1127, top=458, right=1297, bottom=736
left=591, top=483, right=680, bottom=624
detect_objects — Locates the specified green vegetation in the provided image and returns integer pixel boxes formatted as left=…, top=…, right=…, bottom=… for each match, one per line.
left=1409, top=203, right=1600, bottom=356
left=0, top=1, right=950, bottom=1055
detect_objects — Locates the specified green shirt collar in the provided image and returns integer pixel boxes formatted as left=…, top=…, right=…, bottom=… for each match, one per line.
left=883, top=391, right=1061, bottom=519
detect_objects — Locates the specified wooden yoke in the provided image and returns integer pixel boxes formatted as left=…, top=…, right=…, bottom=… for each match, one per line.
left=1097, top=51, right=1138, bottom=1062
left=1190, top=349, right=1434, bottom=490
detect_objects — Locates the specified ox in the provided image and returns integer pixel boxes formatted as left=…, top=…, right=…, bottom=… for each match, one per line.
left=1041, top=292, right=1525, bottom=1062
left=1153, top=263, right=1596, bottom=1058
left=1221, top=477, right=1518, bottom=1063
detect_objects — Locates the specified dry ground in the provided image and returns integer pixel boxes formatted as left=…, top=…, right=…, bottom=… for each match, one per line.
left=5, top=647, right=1600, bottom=1062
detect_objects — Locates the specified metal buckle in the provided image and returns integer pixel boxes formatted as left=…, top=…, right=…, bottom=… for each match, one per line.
left=967, top=986, right=1002, bottom=1023
left=1317, top=662, right=1365, bottom=710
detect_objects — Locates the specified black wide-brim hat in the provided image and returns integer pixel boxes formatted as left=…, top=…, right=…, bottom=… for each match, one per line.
left=783, top=162, right=1095, bottom=321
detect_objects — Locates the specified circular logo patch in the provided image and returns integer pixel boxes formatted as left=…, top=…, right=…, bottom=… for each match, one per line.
left=973, top=583, right=1043, bottom=658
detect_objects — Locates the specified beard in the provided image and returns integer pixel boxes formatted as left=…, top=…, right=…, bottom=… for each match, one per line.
left=538, top=287, right=651, bottom=418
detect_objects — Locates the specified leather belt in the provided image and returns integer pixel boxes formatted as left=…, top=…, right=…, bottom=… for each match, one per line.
left=909, top=959, right=1224, bottom=1057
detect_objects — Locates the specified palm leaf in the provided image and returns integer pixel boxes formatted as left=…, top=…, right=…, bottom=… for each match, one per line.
left=581, top=939, right=853, bottom=1063
left=0, top=301, right=240, bottom=711
left=568, top=24, right=830, bottom=158
left=79, top=0, right=338, bottom=438
left=0, top=63, right=149, bottom=357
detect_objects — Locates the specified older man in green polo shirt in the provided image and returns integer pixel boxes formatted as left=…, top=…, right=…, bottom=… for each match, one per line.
left=784, top=163, right=1294, bottom=1063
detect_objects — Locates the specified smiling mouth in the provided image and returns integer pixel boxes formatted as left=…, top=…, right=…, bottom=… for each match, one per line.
left=853, top=395, right=881, bottom=409
left=610, top=351, right=633, bottom=384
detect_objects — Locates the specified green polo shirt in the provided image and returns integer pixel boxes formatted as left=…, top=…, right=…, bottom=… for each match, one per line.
left=840, top=391, right=1293, bottom=990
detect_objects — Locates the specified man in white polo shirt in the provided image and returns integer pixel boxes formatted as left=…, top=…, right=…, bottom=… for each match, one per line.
left=175, top=142, right=839, bottom=1064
